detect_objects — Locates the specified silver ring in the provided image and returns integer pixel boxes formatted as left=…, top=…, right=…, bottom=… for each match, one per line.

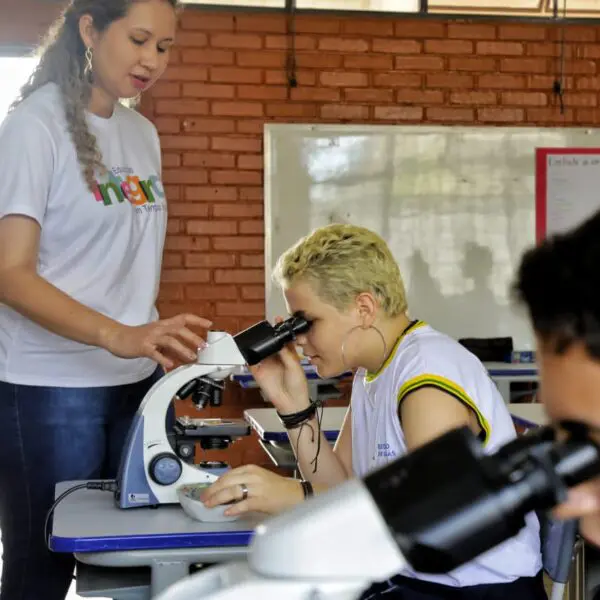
left=240, top=483, right=249, bottom=501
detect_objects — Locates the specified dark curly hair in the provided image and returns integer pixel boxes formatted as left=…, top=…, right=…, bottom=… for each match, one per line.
left=514, top=209, right=600, bottom=358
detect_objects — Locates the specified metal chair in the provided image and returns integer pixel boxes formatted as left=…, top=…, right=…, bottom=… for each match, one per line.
left=537, top=511, right=580, bottom=600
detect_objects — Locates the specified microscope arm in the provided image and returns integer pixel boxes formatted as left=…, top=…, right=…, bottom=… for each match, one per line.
left=116, top=332, right=249, bottom=508
left=139, top=362, right=236, bottom=450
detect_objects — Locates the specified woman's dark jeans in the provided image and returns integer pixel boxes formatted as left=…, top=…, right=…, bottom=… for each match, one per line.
left=0, top=367, right=163, bottom=600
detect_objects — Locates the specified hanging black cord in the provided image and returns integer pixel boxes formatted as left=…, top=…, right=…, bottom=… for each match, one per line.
left=285, top=0, right=298, bottom=97
left=552, top=0, right=567, bottom=115
left=309, top=401, right=324, bottom=473
left=278, top=400, right=325, bottom=473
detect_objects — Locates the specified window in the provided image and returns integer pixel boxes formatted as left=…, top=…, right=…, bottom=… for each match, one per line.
left=295, top=0, right=420, bottom=9
left=428, top=0, right=599, bottom=18
left=181, top=0, right=420, bottom=9
left=0, top=56, right=38, bottom=122
left=181, top=0, right=600, bottom=19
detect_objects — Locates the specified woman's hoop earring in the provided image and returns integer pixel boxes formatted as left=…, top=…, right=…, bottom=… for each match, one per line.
left=84, top=47, right=93, bottom=79
left=340, top=324, right=388, bottom=373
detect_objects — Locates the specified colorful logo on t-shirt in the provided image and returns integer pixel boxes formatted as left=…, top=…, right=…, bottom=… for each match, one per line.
left=93, top=167, right=165, bottom=208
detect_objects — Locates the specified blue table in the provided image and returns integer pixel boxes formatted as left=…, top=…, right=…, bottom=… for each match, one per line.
left=244, top=405, right=542, bottom=444
left=233, top=363, right=538, bottom=384
left=507, top=403, right=547, bottom=430
left=483, top=362, right=538, bottom=403
left=50, top=482, right=262, bottom=598
left=232, top=362, right=350, bottom=404
left=244, top=406, right=347, bottom=444
left=233, top=362, right=537, bottom=404
left=244, top=405, right=547, bottom=471
left=244, top=407, right=348, bottom=472
left=232, top=360, right=349, bottom=387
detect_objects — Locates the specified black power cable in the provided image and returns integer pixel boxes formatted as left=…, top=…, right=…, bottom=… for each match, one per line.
left=44, top=480, right=118, bottom=550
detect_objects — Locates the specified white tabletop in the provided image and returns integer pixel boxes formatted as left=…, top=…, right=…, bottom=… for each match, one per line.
left=507, top=403, right=548, bottom=427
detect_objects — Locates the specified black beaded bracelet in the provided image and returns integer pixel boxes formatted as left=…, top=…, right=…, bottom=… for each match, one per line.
left=300, top=479, right=314, bottom=498
left=277, top=402, right=318, bottom=430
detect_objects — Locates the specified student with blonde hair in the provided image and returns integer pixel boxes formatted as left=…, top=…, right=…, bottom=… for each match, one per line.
left=203, top=223, right=546, bottom=599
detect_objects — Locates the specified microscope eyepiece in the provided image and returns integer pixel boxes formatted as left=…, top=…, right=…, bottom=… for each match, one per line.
left=272, top=313, right=311, bottom=339
left=364, top=423, right=600, bottom=575
left=233, top=313, right=312, bottom=366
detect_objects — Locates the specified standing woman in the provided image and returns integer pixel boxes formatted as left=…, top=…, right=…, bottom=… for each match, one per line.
left=0, top=2, right=210, bottom=599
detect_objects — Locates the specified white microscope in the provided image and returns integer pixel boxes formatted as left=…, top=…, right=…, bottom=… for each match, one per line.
left=115, top=314, right=311, bottom=508
left=154, top=419, right=600, bottom=599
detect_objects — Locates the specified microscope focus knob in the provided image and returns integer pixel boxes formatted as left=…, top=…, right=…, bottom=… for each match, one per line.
left=149, top=453, right=183, bottom=486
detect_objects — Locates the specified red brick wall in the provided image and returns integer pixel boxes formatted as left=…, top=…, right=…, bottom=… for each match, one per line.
left=4, top=7, right=600, bottom=467
left=143, top=10, right=600, bottom=466
left=146, top=10, right=600, bottom=338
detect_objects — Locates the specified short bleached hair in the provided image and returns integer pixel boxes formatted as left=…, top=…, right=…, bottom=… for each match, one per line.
left=273, top=223, right=408, bottom=317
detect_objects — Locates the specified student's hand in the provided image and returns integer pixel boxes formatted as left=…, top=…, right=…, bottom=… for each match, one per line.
left=248, top=316, right=311, bottom=413
left=250, top=335, right=311, bottom=414
left=100, top=314, right=212, bottom=371
left=200, top=465, right=304, bottom=517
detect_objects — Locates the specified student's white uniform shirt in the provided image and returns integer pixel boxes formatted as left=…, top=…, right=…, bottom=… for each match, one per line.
left=351, top=320, right=542, bottom=587
left=0, top=83, right=166, bottom=387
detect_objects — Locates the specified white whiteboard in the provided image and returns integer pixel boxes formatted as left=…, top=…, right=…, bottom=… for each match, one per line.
left=264, top=124, right=600, bottom=351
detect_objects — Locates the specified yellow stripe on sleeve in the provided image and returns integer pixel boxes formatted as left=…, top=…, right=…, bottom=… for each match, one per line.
left=397, top=374, right=491, bottom=445
left=365, top=320, right=427, bottom=382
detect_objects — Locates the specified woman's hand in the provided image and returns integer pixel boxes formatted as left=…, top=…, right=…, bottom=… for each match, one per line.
left=100, top=313, right=212, bottom=371
left=201, top=465, right=304, bottom=517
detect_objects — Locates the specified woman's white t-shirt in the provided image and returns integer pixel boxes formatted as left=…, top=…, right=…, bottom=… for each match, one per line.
left=0, top=83, right=167, bottom=387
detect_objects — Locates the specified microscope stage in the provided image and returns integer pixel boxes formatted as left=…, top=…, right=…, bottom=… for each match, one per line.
left=174, top=417, right=250, bottom=438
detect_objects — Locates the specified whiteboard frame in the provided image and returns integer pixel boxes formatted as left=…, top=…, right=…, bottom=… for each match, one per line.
left=264, top=123, right=600, bottom=348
